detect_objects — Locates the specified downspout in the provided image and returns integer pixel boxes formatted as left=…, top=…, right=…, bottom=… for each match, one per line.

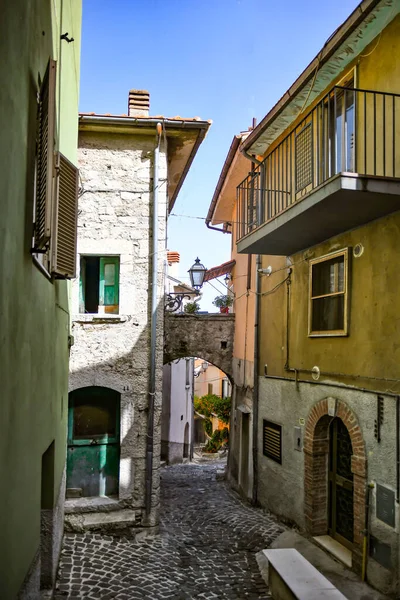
left=248, top=137, right=263, bottom=505
left=145, top=122, right=162, bottom=517
left=252, top=254, right=261, bottom=505
left=397, top=396, right=400, bottom=504
left=239, top=127, right=263, bottom=506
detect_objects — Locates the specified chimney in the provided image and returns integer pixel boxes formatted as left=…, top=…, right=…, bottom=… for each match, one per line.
left=128, top=89, right=150, bottom=117
left=167, top=251, right=180, bottom=265
left=167, top=251, right=180, bottom=281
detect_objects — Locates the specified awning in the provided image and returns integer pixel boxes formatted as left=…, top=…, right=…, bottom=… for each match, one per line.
left=204, top=259, right=235, bottom=282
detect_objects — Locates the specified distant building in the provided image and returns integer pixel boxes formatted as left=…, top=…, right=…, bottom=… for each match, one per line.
left=162, top=251, right=197, bottom=464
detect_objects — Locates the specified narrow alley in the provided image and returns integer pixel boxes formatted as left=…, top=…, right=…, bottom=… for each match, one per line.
left=55, top=459, right=283, bottom=599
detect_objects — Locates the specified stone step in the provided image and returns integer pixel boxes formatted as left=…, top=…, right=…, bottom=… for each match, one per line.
left=260, top=548, right=348, bottom=600
left=65, top=509, right=137, bottom=533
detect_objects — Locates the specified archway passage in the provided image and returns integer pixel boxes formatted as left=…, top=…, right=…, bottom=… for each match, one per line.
left=304, top=398, right=367, bottom=573
left=67, top=387, right=120, bottom=498
left=164, top=313, right=234, bottom=381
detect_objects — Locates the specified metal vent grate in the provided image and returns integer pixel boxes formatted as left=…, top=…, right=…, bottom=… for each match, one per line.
left=263, top=420, right=282, bottom=464
left=295, top=123, right=313, bottom=192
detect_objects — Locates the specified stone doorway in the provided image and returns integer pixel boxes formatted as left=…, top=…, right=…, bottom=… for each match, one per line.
left=304, top=398, right=367, bottom=573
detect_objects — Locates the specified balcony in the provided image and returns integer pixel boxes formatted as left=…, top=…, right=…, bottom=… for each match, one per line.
left=236, top=86, right=400, bottom=256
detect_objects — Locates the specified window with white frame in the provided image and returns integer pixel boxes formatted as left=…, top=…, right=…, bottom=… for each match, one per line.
left=309, top=248, right=349, bottom=336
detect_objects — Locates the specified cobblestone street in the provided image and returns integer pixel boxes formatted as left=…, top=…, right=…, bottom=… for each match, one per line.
left=55, top=459, right=283, bottom=599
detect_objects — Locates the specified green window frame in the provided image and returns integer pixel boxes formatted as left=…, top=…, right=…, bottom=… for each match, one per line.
left=79, top=255, right=120, bottom=314
left=99, top=257, right=120, bottom=312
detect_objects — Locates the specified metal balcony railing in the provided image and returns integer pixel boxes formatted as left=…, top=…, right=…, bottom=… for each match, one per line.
left=236, top=86, right=400, bottom=242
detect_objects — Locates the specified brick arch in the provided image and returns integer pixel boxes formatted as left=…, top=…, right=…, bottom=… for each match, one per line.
left=303, top=398, right=367, bottom=574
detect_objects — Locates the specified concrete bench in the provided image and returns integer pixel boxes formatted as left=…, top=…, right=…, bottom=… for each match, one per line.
left=262, top=549, right=348, bottom=600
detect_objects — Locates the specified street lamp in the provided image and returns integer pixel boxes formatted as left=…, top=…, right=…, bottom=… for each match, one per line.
left=188, top=257, right=207, bottom=291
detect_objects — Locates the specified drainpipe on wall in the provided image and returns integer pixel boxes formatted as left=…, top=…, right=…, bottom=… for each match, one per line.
left=252, top=254, right=261, bottom=505
left=239, top=132, right=263, bottom=506
left=145, top=122, right=162, bottom=517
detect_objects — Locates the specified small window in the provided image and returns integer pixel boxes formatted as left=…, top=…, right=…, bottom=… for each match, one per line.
left=80, top=256, right=120, bottom=314
left=309, top=249, right=349, bottom=336
left=263, top=420, right=282, bottom=464
left=208, top=383, right=213, bottom=395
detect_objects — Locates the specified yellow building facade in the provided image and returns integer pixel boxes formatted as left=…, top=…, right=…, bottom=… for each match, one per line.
left=233, top=1, right=400, bottom=595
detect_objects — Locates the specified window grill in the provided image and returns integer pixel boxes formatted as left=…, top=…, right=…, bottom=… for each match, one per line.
left=295, top=123, right=313, bottom=192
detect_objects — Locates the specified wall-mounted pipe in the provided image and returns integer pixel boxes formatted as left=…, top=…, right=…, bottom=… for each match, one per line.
left=252, top=253, right=261, bottom=505
left=397, top=396, right=399, bottom=504
left=145, top=122, right=162, bottom=517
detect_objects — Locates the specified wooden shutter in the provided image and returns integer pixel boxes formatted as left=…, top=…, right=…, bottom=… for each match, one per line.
left=51, top=152, right=79, bottom=278
left=34, top=59, right=57, bottom=249
left=263, top=420, right=282, bottom=464
left=99, top=257, right=119, bottom=313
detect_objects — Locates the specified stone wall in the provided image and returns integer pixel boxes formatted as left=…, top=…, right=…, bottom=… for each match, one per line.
left=164, top=313, right=234, bottom=379
left=69, top=130, right=167, bottom=527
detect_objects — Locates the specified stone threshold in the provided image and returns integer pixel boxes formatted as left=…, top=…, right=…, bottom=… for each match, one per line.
left=65, top=495, right=122, bottom=514
left=314, top=535, right=352, bottom=568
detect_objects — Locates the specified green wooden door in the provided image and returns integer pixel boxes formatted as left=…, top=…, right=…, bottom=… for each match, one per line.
left=67, top=387, right=120, bottom=497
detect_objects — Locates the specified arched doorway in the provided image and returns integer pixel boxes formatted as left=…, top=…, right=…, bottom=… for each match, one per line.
left=328, top=417, right=353, bottom=549
left=67, top=387, right=120, bottom=498
left=304, top=398, right=367, bottom=573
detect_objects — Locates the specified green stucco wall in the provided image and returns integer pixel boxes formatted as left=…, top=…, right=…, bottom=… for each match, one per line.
left=0, top=1, right=81, bottom=597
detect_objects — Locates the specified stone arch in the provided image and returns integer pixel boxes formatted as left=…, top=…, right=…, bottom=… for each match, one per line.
left=69, top=374, right=124, bottom=394
left=164, top=313, right=234, bottom=381
left=303, top=398, right=367, bottom=574
left=163, top=353, right=233, bottom=385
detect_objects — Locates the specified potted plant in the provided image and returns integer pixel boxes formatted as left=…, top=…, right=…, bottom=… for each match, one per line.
left=184, top=300, right=200, bottom=314
left=212, top=294, right=233, bottom=314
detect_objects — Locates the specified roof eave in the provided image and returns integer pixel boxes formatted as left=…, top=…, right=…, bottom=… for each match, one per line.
left=206, top=135, right=242, bottom=226
left=78, top=115, right=211, bottom=213
left=241, top=0, right=382, bottom=155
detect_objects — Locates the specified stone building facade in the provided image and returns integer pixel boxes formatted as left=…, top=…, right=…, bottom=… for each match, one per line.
left=67, top=92, right=210, bottom=532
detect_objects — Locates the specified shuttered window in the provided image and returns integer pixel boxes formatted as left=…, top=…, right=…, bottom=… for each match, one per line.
left=263, top=420, right=282, bottom=464
left=51, top=152, right=79, bottom=278
left=34, top=59, right=56, bottom=250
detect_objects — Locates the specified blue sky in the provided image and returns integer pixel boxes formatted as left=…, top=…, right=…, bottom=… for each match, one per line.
left=79, top=0, right=358, bottom=310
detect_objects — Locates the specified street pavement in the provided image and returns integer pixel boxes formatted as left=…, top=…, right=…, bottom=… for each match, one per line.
left=55, top=458, right=283, bottom=599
